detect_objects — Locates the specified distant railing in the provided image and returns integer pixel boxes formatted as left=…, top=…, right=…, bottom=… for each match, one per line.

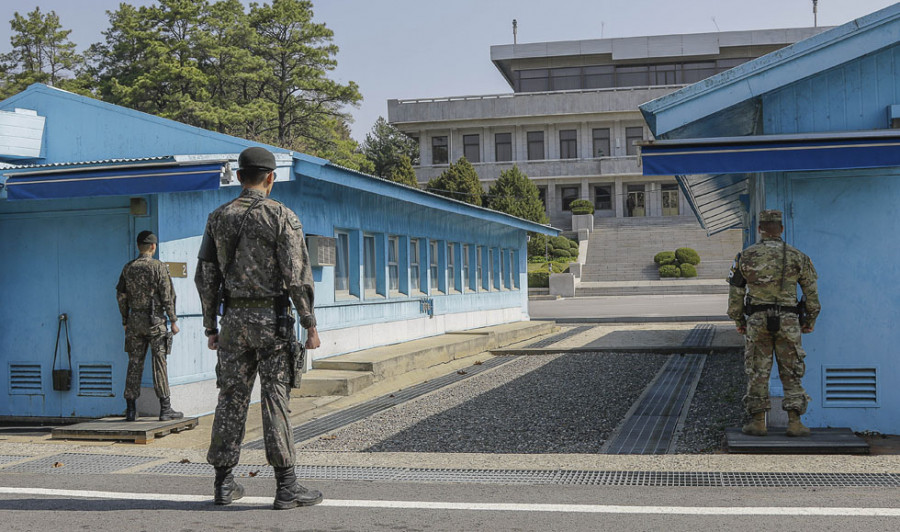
left=393, top=85, right=687, bottom=106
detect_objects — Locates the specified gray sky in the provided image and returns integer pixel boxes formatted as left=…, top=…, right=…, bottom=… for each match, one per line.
left=1, top=0, right=897, bottom=142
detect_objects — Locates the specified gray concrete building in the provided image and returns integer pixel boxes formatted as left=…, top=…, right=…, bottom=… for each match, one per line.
left=387, top=28, right=827, bottom=230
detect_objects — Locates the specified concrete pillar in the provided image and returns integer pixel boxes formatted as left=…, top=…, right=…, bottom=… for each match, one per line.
left=614, top=177, right=624, bottom=218
left=580, top=178, right=590, bottom=201
left=547, top=125, right=557, bottom=160
left=516, top=126, right=527, bottom=161
left=547, top=184, right=558, bottom=220
left=485, top=127, right=494, bottom=163
left=418, top=130, right=427, bottom=167
left=580, top=122, right=591, bottom=160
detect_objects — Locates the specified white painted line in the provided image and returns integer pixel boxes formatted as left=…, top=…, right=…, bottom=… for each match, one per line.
left=2, top=487, right=900, bottom=517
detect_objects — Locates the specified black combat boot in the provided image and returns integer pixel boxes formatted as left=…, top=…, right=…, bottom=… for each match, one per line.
left=273, top=466, right=323, bottom=510
left=214, top=467, right=244, bottom=505
left=159, top=396, right=183, bottom=421
left=125, top=399, right=137, bottom=422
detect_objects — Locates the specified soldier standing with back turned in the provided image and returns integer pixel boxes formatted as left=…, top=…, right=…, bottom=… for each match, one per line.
left=727, top=210, right=821, bottom=437
left=116, top=230, right=183, bottom=422
left=195, top=146, right=323, bottom=509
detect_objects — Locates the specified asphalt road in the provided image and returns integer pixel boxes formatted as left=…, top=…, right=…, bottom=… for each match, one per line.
left=529, top=294, right=729, bottom=321
left=2, top=473, right=899, bottom=531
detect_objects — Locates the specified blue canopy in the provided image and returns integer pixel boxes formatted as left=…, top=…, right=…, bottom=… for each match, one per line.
left=4, top=161, right=224, bottom=200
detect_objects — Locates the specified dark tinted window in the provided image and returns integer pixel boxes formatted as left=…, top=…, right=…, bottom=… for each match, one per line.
left=463, top=134, right=480, bottom=163
left=527, top=131, right=544, bottom=160
left=432, top=136, right=448, bottom=165
left=495, top=133, right=512, bottom=162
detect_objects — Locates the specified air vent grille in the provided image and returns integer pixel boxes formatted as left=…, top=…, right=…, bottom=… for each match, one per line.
left=823, top=367, right=877, bottom=406
left=78, top=364, right=114, bottom=396
left=9, top=364, right=42, bottom=394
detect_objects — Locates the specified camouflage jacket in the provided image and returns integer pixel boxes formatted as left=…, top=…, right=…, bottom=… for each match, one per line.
left=194, top=188, right=316, bottom=331
left=116, top=255, right=177, bottom=326
left=727, top=236, right=820, bottom=328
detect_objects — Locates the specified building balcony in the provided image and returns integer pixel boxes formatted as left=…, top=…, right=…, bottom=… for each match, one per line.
left=414, top=156, right=642, bottom=183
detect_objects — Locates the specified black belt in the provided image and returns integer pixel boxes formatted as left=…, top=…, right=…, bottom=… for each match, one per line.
left=225, top=296, right=276, bottom=309
left=746, top=303, right=800, bottom=315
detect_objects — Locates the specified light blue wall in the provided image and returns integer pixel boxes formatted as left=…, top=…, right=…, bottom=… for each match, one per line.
left=762, top=43, right=900, bottom=135
left=760, top=168, right=900, bottom=432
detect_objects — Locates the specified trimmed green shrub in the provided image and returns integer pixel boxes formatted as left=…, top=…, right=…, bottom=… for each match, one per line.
left=552, top=248, right=573, bottom=259
left=659, top=264, right=680, bottom=278
left=675, top=247, right=701, bottom=265
left=679, top=263, right=698, bottom=277
left=569, top=199, right=594, bottom=215
left=654, top=251, right=676, bottom=266
left=549, top=236, right=572, bottom=250
left=528, top=272, right=549, bottom=287
left=567, top=239, right=579, bottom=250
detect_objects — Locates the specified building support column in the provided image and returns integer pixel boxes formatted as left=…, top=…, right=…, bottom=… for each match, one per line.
left=614, top=177, right=624, bottom=218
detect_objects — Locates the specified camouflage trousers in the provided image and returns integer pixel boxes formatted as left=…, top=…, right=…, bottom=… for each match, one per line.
left=743, top=311, right=810, bottom=415
left=124, top=313, right=170, bottom=400
left=207, top=308, right=295, bottom=469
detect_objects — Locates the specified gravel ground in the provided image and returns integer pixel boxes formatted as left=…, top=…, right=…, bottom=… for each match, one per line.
left=674, top=351, right=747, bottom=453
left=298, top=352, right=666, bottom=454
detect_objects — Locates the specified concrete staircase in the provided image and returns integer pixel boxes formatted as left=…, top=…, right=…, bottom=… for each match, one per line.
left=296, top=321, right=556, bottom=397
left=577, top=216, right=742, bottom=293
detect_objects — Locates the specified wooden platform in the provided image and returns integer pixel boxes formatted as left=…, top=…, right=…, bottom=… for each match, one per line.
left=725, top=427, right=870, bottom=454
left=51, top=417, right=198, bottom=444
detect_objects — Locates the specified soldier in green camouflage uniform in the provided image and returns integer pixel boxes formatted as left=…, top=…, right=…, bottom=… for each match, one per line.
left=195, top=146, right=322, bottom=509
left=727, top=210, right=820, bottom=437
left=116, top=230, right=183, bottom=422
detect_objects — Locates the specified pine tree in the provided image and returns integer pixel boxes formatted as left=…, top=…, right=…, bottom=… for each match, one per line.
left=486, top=165, right=548, bottom=224
left=387, top=155, right=419, bottom=187
left=361, top=117, right=420, bottom=178
left=425, top=157, right=483, bottom=206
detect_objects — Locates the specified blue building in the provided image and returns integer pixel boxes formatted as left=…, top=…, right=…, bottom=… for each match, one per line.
left=639, top=5, right=900, bottom=433
left=0, top=84, right=555, bottom=420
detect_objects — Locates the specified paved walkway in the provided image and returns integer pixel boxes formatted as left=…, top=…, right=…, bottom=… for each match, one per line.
left=530, top=293, right=730, bottom=322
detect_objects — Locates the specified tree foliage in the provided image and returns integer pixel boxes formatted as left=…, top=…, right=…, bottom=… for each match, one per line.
left=0, top=7, right=86, bottom=98
left=387, top=155, right=418, bottom=187
left=361, top=116, right=420, bottom=178
left=486, top=165, right=548, bottom=224
left=425, top=157, right=483, bottom=206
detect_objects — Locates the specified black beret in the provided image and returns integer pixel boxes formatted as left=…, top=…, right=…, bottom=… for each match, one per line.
left=137, top=230, right=158, bottom=245
left=239, top=146, right=277, bottom=171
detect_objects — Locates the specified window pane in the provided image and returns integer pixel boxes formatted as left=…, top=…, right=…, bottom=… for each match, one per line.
left=626, top=127, right=644, bottom=156
left=592, top=128, right=610, bottom=158
left=495, top=133, right=512, bottom=162
left=527, top=131, right=544, bottom=160
left=594, top=185, right=612, bottom=210
left=429, top=241, right=439, bottom=291
left=517, top=69, right=549, bottom=92
left=463, top=134, right=480, bottom=163
left=584, top=65, right=615, bottom=89
left=561, top=186, right=579, bottom=211
left=462, top=245, right=470, bottom=291
left=559, top=129, right=577, bottom=159
left=363, top=235, right=376, bottom=291
left=616, top=66, right=649, bottom=87
left=410, top=239, right=420, bottom=292
left=388, top=237, right=399, bottom=292
left=335, top=232, right=349, bottom=292
left=476, top=246, right=483, bottom=289
left=488, top=249, right=494, bottom=289
left=551, top=67, right=582, bottom=91
left=448, top=244, right=456, bottom=291
left=432, top=136, right=448, bottom=165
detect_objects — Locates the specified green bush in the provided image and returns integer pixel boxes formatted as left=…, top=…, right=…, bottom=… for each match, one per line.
left=659, top=264, right=680, bottom=278
left=679, top=263, right=698, bottom=277
left=528, top=233, right=549, bottom=258
left=549, top=236, right=572, bottom=250
left=569, top=199, right=594, bottom=215
left=552, top=248, right=573, bottom=259
left=654, top=251, right=676, bottom=265
left=675, top=247, right=701, bottom=265
left=567, top=239, right=579, bottom=250
left=528, top=272, right=549, bottom=287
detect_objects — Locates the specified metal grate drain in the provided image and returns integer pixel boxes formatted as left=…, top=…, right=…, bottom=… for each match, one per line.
left=603, top=324, right=713, bottom=455
left=0, top=455, right=29, bottom=467
left=2, top=453, right=159, bottom=475
left=137, top=462, right=900, bottom=487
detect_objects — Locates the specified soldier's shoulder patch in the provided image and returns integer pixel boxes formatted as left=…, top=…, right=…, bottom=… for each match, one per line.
left=287, top=211, right=302, bottom=230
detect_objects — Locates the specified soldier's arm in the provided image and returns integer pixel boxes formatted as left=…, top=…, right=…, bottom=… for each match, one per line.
left=159, top=263, right=177, bottom=323
left=277, top=211, right=317, bottom=330
left=195, top=221, right=222, bottom=331
left=726, top=253, right=747, bottom=331
left=116, top=267, right=129, bottom=326
left=798, top=254, right=820, bottom=330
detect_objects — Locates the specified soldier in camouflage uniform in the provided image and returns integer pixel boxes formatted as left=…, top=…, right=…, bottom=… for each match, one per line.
left=727, top=210, right=820, bottom=437
left=195, top=146, right=322, bottom=509
left=116, top=230, right=183, bottom=422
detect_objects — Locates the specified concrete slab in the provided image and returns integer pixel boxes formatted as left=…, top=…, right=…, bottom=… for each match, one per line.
left=725, top=427, right=870, bottom=454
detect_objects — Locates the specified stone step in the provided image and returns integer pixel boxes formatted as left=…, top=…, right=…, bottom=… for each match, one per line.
left=297, top=321, right=556, bottom=397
